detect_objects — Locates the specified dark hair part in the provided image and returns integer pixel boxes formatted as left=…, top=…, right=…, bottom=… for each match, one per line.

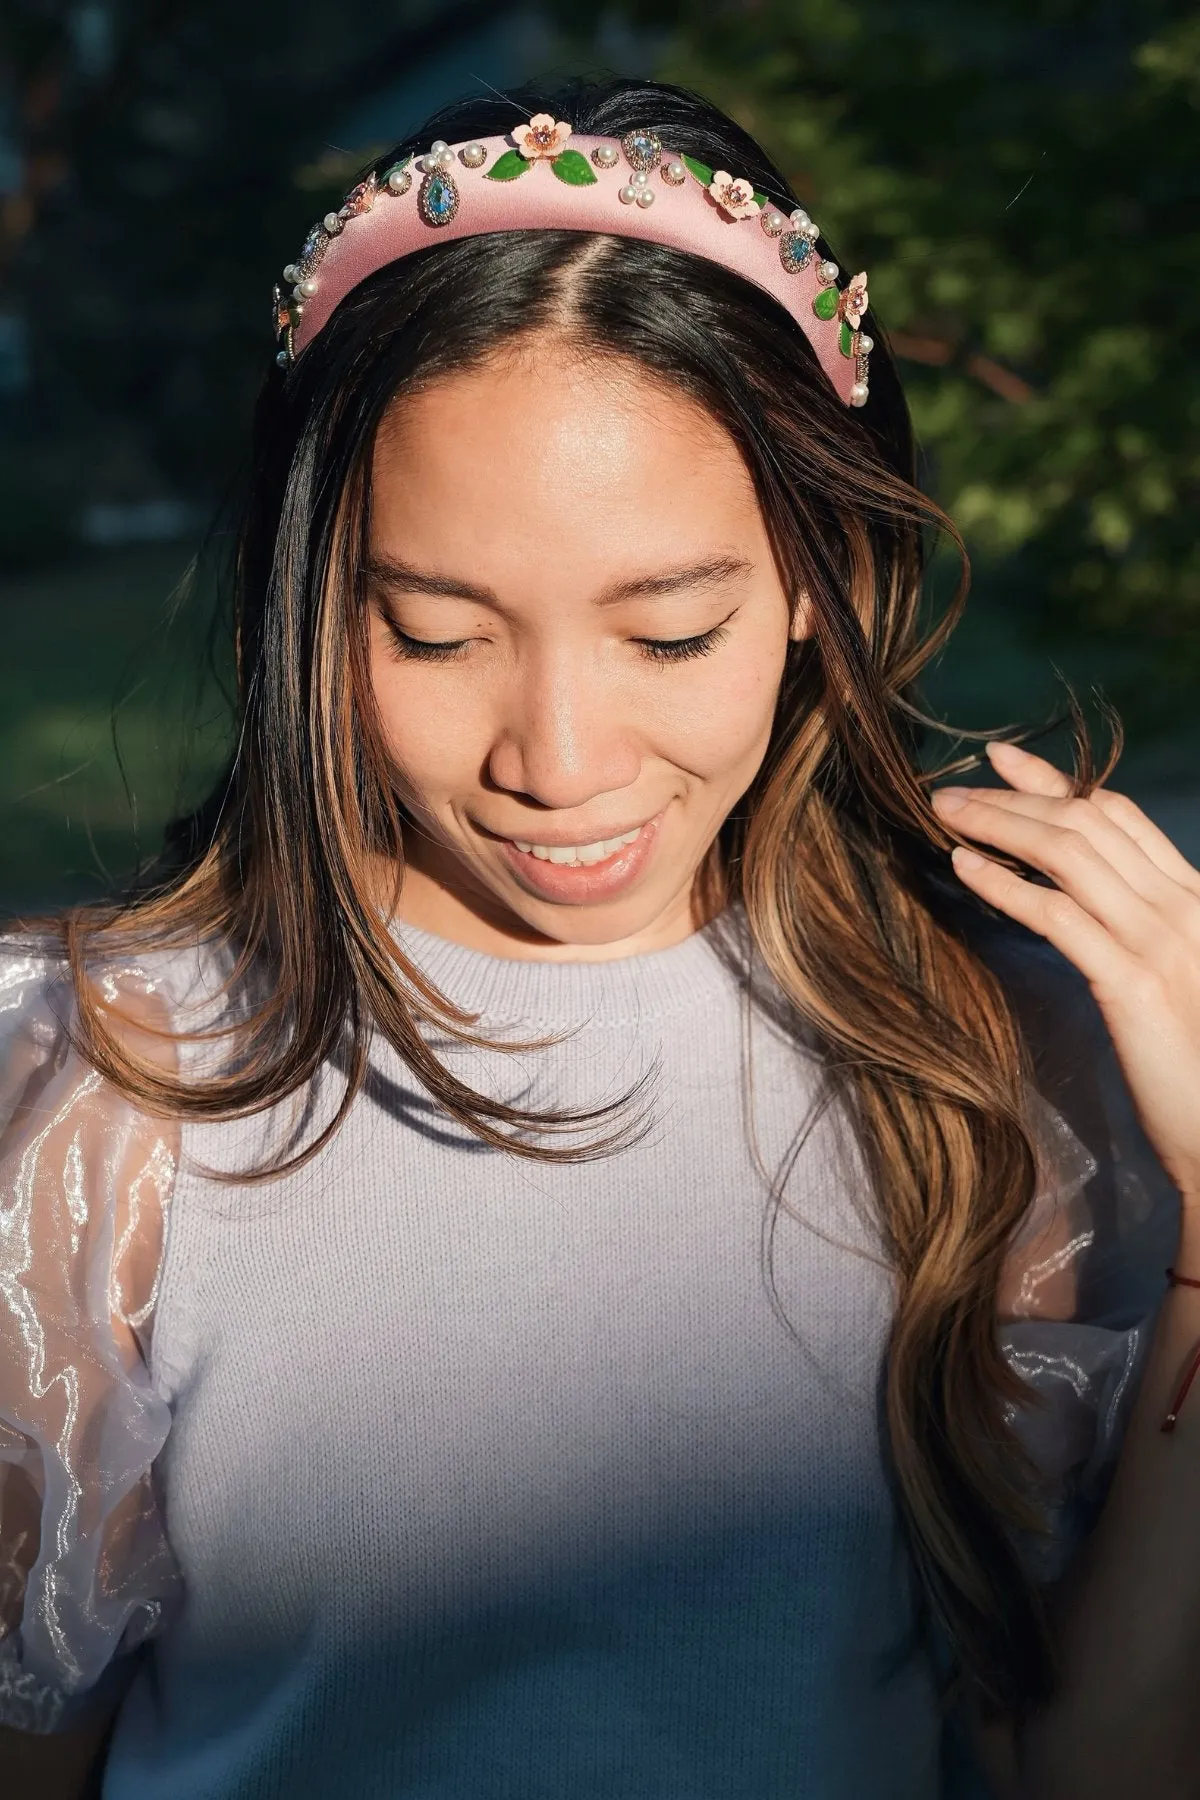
left=16, top=74, right=1122, bottom=1727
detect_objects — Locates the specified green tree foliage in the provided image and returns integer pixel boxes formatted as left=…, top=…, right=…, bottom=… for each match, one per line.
left=646, top=0, right=1200, bottom=707
left=0, top=0, right=495, bottom=532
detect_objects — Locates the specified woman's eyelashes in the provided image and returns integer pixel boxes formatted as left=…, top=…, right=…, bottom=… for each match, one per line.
left=382, top=618, right=735, bottom=667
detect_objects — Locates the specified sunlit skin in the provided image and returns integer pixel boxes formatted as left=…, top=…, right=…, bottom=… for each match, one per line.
left=364, top=343, right=811, bottom=962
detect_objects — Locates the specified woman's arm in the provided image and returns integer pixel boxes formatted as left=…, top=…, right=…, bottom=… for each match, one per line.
left=0, top=1699, right=122, bottom=1800
left=931, top=740, right=1200, bottom=1799
left=1010, top=1202, right=1200, bottom=1799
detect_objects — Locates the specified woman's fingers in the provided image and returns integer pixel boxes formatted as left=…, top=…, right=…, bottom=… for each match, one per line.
left=931, top=791, right=1162, bottom=953
left=935, top=786, right=1183, bottom=913
left=1083, top=786, right=1200, bottom=896
left=984, top=739, right=1200, bottom=894
left=947, top=845, right=1137, bottom=991
left=985, top=739, right=1072, bottom=796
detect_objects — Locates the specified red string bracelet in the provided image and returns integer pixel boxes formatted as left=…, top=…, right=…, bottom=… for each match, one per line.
left=1161, top=1268, right=1200, bottom=1434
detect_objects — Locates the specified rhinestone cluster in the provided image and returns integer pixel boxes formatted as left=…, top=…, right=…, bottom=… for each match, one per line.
left=273, top=122, right=871, bottom=406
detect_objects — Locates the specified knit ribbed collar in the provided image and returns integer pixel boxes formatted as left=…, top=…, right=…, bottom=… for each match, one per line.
left=386, top=900, right=750, bottom=1031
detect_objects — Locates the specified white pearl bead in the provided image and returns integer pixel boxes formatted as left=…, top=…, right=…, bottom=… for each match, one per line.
left=386, top=168, right=410, bottom=193
left=430, top=140, right=449, bottom=155
left=461, top=142, right=486, bottom=167
left=323, top=212, right=342, bottom=233
left=635, top=186, right=655, bottom=207
left=820, top=260, right=839, bottom=281
left=618, top=184, right=637, bottom=204
left=762, top=208, right=785, bottom=233
left=282, top=264, right=298, bottom=284
left=858, top=334, right=874, bottom=355
left=631, top=169, right=649, bottom=187
left=802, top=221, right=820, bottom=241
left=664, top=159, right=686, bottom=182
left=436, top=148, right=454, bottom=169
left=593, top=144, right=618, bottom=166
left=789, top=208, right=810, bottom=229
left=849, top=382, right=869, bottom=406
left=298, top=277, right=318, bottom=298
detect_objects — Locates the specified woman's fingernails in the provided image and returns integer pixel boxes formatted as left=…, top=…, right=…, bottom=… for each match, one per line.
left=952, top=847, right=986, bottom=871
left=987, top=740, right=1028, bottom=759
left=933, top=788, right=970, bottom=813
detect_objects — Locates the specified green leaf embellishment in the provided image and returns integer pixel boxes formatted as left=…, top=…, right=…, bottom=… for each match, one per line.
left=550, top=149, right=598, bottom=186
left=813, top=286, right=840, bottom=321
left=839, top=321, right=855, bottom=358
left=754, top=191, right=768, bottom=207
left=486, top=150, right=532, bottom=181
left=682, top=154, right=714, bottom=186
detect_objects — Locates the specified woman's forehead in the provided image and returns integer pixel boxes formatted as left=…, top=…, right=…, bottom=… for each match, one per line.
left=373, top=345, right=739, bottom=463
left=367, top=362, right=765, bottom=597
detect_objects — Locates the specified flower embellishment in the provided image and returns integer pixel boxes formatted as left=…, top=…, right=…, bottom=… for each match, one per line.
left=515, top=114, right=574, bottom=159
left=811, top=267, right=871, bottom=359
left=839, top=271, right=869, bottom=331
left=707, top=171, right=760, bottom=220
left=487, top=115, right=597, bottom=187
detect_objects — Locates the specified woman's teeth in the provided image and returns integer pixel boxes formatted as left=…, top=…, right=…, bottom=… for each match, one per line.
left=509, top=826, right=642, bottom=867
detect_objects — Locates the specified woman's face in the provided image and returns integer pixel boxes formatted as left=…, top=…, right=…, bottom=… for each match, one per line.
left=365, top=341, right=808, bottom=961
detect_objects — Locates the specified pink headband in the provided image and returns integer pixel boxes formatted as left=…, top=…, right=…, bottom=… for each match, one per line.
left=273, top=118, right=872, bottom=408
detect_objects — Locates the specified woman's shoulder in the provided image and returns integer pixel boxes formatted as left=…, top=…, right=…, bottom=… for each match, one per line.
left=0, top=919, right=239, bottom=1047
left=0, top=923, right=188, bottom=1735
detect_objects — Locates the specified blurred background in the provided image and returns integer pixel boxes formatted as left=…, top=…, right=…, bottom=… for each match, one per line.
left=1, top=0, right=1196, bottom=918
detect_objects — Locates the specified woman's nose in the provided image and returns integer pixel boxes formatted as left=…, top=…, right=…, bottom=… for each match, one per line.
left=485, top=649, right=643, bottom=808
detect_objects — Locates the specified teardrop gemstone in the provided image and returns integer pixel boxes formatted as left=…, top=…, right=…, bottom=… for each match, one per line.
left=621, top=129, right=662, bottom=171
left=296, top=224, right=328, bottom=278
left=418, top=168, right=460, bottom=227
left=779, top=232, right=813, bottom=274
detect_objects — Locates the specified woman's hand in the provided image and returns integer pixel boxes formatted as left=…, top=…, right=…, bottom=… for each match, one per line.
left=931, top=740, right=1200, bottom=1206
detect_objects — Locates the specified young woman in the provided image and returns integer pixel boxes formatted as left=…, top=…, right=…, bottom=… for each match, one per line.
left=2, top=75, right=1198, bottom=1800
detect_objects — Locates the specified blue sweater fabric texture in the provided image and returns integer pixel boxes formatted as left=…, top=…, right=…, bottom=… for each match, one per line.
left=0, top=902, right=1177, bottom=1796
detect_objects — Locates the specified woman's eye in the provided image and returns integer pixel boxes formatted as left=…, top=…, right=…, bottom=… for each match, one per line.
left=385, top=623, right=731, bottom=665
left=635, top=625, right=731, bottom=663
left=385, top=627, right=470, bottom=663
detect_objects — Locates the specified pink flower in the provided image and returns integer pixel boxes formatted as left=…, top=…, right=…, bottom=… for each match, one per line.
left=838, top=271, right=869, bottom=328
left=515, top=113, right=574, bottom=159
left=707, top=171, right=759, bottom=220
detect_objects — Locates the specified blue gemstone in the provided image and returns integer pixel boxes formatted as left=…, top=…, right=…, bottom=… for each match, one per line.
left=300, top=225, right=326, bottom=266
left=420, top=171, right=459, bottom=225
left=779, top=232, right=813, bottom=273
left=622, top=129, right=662, bottom=171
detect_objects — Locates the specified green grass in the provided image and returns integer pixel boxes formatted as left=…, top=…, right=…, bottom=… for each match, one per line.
left=1, top=542, right=1196, bottom=919
left=0, top=544, right=233, bottom=917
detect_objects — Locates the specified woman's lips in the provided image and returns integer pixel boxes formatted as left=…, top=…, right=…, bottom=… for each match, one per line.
left=494, top=809, right=665, bottom=903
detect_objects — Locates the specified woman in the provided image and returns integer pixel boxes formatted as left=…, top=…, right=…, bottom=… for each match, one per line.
left=2, top=75, right=1198, bottom=1800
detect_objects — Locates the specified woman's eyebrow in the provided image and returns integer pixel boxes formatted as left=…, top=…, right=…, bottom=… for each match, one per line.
left=363, top=553, right=755, bottom=608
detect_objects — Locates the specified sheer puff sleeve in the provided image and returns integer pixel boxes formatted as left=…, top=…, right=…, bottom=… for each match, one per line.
left=994, top=946, right=1181, bottom=1588
left=0, top=940, right=185, bottom=1734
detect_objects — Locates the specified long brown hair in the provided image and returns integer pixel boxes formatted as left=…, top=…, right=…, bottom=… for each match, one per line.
left=9, top=75, right=1121, bottom=1725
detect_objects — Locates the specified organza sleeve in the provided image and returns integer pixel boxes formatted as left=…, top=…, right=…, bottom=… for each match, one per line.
left=0, top=942, right=185, bottom=1733
left=996, top=1050, right=1180, bottom=1586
